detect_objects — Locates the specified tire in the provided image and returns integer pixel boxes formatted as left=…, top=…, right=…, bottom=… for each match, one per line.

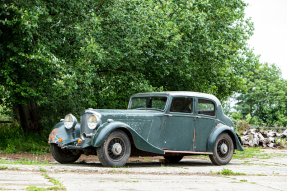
left=50, top=144, right=81, bottom=164
left=209, top=133, right=234, bottom=165
left=164, top=156, right=184, bottom=163
left=97, top=130, right=131, bottom=167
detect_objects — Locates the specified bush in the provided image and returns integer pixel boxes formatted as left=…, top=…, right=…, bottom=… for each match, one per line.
left=0, top=123, right=49, bottom=154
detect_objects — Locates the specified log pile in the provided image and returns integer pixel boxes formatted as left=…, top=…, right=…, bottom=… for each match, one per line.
left=240, top=128, right=287, bottom=148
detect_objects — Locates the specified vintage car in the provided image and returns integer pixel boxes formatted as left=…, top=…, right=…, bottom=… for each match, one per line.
left=49, top=92, right=243, bottom=167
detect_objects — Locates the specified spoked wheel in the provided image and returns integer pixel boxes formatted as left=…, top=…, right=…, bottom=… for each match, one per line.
left=97, top=130, right=131, bottom=167
left=50, top=143, right=81, bottom=164
left=209, top=133, right=234, bottom=165
left=164, top=156, right=184, bottom=163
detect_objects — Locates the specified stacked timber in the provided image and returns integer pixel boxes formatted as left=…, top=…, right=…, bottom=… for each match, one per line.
left=240, top=128, right=287, bottom=148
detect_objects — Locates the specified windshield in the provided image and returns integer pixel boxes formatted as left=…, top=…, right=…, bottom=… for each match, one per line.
left=129, top=96, right=168, bottom=111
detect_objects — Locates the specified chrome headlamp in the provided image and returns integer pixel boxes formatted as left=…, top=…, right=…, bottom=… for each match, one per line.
left=64, top=114, right=77, bottom=129
left=87, top=114, right=101, bottom=130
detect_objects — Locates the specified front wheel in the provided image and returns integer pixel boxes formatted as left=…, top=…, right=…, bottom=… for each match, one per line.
left=50, top=144, right=81, bottom=163
left=97, top=130, right=131, bottom=167
left=209, top=133, right=234, bottom=165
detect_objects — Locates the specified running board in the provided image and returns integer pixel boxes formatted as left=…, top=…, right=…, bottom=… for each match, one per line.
left=164, top=150, right=213, bottom=155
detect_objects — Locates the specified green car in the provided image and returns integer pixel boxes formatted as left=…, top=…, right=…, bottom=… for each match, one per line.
left=49, top=92, right=243, bottom=167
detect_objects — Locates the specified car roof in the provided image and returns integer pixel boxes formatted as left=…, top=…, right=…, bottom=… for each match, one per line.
left=131, top=91, right=221, bottom=106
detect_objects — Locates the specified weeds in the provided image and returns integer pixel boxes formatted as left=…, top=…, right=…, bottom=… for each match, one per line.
left=0, top=158, right=50, bottom=166
left=211, top=168, right=246, bottom=176
left=0, top=124, right=49, bottom=154
left=41, top=173, right=65, bottom=190
left=232, top=147, right=263, bottom=159
left=0, top=166, right=8, bottom=170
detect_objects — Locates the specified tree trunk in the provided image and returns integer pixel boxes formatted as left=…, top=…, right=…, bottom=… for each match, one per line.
left=18, top=102, right=41, bottom=134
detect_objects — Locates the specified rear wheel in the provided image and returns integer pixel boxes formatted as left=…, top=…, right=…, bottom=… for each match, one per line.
left=209, top=133, right=234, bottom=165
left=97, top=130, right=131, bottom=167
left=164, top=155, right=184, bottom=163
left=50, top=144, right=81, bottom=163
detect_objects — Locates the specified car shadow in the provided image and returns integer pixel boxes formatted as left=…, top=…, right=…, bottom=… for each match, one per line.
left=70, top=159, right=213, bottom=168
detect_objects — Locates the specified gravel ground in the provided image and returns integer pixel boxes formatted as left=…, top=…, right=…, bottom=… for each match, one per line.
left=0, top=149, right=287, bottom=191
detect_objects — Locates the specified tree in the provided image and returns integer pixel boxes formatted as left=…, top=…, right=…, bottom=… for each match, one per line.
left=80, top=0, right=257, bottom=102
left=1, top=0, right=258, bottom=133
left=234, top=63, right=287, bottom=127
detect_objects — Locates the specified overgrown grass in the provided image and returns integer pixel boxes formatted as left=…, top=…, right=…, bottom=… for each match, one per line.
left=232, top=147, right=263, bottom=159
left=0, top=123, right=49, bottom=154
left=0, top=158, right=50, bottom=166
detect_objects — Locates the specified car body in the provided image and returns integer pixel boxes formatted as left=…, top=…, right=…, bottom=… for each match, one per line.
left=49, top=91, right=244, bottom=167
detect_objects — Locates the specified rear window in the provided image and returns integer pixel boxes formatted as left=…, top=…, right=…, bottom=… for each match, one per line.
left=198, top=99, right=215, bottom=116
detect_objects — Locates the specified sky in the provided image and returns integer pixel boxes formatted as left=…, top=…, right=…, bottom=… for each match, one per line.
left=244, top=0, right=287, bottom=79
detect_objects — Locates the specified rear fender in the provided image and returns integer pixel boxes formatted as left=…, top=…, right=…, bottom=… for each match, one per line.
left=91, top=121, right=164, bottom=154
left=207, top=124, right=244, bottom=152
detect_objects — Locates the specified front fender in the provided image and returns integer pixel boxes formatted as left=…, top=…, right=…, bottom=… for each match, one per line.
left=91, top=121, right=164, bottom=154
left=48, top=122, right=81, bottom=145
left=207, top=123, right=244, bottom=152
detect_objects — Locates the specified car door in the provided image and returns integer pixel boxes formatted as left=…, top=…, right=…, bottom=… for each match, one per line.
left=194, top=98, right=217, bottom=152
left=158, top=96, right=195, bottom=151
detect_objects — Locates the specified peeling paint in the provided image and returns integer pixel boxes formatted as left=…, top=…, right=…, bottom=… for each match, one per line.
left=48, top=128, right=59, bottom=143
left=126, top=122, right=145, bottom=134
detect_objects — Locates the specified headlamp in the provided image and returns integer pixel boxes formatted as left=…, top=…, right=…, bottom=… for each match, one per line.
left=64, top=114, right=77, bottom=129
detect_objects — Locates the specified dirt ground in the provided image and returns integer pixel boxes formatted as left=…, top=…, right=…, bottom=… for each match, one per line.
left=0, top=146, right=283, bottom=163
left=0, top=152, right=206, bottom=164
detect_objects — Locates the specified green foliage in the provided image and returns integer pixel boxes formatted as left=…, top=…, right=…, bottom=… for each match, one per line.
left=232, top=147, right=262, bottom=159
left=0, top=0, right=257, bottom=133
left=0, top=166, right=8, bottom=170
left=0, top=157, right=50, bottom=166
left=0, top=123, right=49, bottom=154
left=231, top=112, right=243, bottom=121
left=211, top=168, right=246, bottom=175
left=234, top=63, right=287, bottom=127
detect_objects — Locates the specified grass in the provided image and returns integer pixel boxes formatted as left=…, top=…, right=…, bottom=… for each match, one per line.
left=0, top=123, right=49, bottom=155
left=211, top=168, right=246, bottom=176
left=25, top=186, right=63, bottom=191
left=0, top=188, right=10, bottom=190
left=232, top=147, right=263, bottom=159
left=0, top=166, right=8, bottom=170
left=144, top=158, right=153, bottom=162
left=0, top=158, right=50, bottom=166
left=41, top=173, right=65, bottom=190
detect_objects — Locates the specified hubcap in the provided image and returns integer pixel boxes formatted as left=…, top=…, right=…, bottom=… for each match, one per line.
left=217, top=138, right=230, bottom=159
left=107, top=137, right=125, bottom=161
left=112, top=143, right=122, bottom=155
left=220, top=143, right=228, bottom=154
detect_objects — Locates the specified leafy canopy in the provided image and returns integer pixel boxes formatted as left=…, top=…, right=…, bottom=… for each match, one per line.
left=234, top=63, right=287, bottom=127
left=0, top=0, right=257, bottom=131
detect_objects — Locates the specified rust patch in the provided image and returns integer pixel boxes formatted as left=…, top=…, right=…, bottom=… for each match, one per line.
left=48, top=128, right=59, bottom=143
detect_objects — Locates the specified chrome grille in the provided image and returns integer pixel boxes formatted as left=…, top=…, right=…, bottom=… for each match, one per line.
left=80, top=112, right=94, bottom=141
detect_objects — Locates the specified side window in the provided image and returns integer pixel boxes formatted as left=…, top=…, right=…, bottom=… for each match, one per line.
left=170, top=97, right=193, bottom=113
left=198, top=99, right=215, bottom=116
